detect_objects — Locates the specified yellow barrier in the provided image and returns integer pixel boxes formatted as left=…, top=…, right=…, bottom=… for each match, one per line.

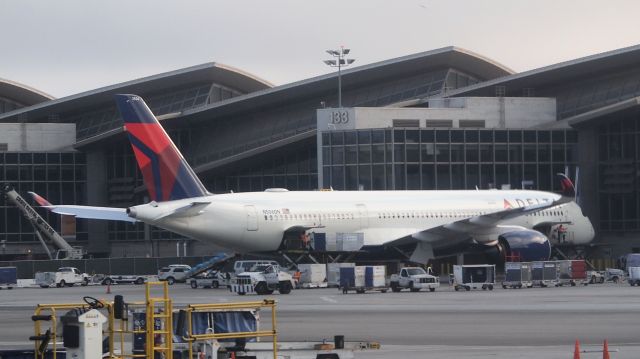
left=183, top=299, right=278, bottom=359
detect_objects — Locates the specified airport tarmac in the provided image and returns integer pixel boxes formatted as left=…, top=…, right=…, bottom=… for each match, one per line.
left=1, top=283, right=639, bottom=358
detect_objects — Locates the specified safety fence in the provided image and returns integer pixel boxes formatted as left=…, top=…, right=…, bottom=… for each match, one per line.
left=0, top=256, right=214, bottom=279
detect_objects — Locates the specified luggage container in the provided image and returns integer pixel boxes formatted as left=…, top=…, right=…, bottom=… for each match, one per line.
left=336, top=233, right=365, bottom=251
left=452, top=265, right=495, bottom=291
left=327, top=262, right=355, bottom=287
left=340, top=265, right=387, bottom=294
left=628, top=267, right=640, bottom=286
left=297, top=264, right=327, bottom=288
left=0, top=266, right=17, bottom=289
left=531, top=261, right=559, bottom=287
left=502, top=262, right=533, bottom=289
left=557, top=260, right=588, bottom=286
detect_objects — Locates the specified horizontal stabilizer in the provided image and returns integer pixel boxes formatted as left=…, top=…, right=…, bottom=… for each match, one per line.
left=153, top=201, right=211, bottom=220
left=46, top=205, right=136, bottom=223
left=29, top=192, right=136, bottom=223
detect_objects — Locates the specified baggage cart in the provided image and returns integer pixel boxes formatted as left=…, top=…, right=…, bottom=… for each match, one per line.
left=0, top=266, right=17, bottom=289
left=297, top=263, right=328, bottom=288
left=327, top=262, right=355, bottom=287
left=628, top=267, right=640, bottom=286
left=531, top=261, right=559, bottom=287
left=340, top=266, right=388, bottom=294
left=452, top=264, right=495, bottom=291
left=557, top=260, right=588, bottom=286
left=502, top=262, right=533, bottom=289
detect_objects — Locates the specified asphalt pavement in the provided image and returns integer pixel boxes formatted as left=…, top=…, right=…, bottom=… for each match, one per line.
left=0, top=282, right=638, bottom=358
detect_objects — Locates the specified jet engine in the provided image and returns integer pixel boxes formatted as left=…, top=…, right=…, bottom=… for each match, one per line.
left=485, top=229, right=551, bottom=263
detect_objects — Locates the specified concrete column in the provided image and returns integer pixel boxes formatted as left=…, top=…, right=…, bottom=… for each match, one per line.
left=85, top=149, right=110, bottom=255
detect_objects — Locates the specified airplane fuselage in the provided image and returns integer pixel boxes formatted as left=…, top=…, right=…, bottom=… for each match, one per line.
left=129, top=189, right=595, bottom=253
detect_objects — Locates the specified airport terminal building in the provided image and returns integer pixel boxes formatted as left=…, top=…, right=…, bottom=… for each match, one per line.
left=1, top=45, right=639, bottom=260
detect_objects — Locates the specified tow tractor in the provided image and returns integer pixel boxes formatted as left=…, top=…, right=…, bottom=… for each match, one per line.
left=232, top=264, right=296, bottom=295
left=1, top=281, right=379, bottom=359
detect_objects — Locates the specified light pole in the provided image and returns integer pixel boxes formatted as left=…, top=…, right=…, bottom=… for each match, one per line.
left=324, top=47, right=355, bottom=108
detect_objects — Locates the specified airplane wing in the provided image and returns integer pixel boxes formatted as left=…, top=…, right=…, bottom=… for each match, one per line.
left=385, top=174, right=576, bottom=263
left=403, top=172, right=576, bottom=244
left=411, top=197, right=569, bottom=243
left=29, top=192, right=137, bottom=223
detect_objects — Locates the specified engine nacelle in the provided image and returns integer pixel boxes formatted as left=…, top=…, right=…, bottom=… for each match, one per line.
left=495, top=229, right=551, bottom=262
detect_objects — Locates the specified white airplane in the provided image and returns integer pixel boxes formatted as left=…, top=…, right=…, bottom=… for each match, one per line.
left=32, top=94, right=595, bottom=264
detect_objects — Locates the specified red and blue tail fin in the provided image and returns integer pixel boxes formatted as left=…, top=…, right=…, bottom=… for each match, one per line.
left=556, top=173, right=576, bottom=198
left=115, top=94, right=209, bottom=202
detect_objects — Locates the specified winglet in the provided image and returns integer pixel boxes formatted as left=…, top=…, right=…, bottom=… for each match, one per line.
left=556, top=173, right=576, bottom=198
left=28, top=191, right=53, bottom=207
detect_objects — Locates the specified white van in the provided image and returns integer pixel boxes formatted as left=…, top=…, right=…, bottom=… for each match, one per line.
left=234, top=260, right=280, bottom=274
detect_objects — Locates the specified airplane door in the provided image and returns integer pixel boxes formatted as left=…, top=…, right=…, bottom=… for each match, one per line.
left=245, top=205, right=258, bottom=231
left=357, top=204, right=369, bottom=228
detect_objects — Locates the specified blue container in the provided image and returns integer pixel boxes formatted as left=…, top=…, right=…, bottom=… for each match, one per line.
left=0, top=267, right=17, bottom=286
left=340, top=267, right=355, bottom=288
left=313, top=233, right=326, bottom=251
left=365, top=266, right=374, bottom=287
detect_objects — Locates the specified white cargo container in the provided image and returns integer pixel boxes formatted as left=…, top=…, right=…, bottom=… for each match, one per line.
left=340, top=265, right=387, bottom=294
left=628, top=267, right=640, bottom=286
left=297, top=264, right=327, bottom=288
left=325, top=233, right=337, bottom=251
left=327, top=263, right=355, bottom=287
left=337, top=233, right=364, bottom=251
left=452, top=265, right=495, bottom=291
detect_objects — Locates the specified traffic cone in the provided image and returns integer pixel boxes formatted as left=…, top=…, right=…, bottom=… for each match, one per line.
left=603, top=339, right=610, bottom=359
left=574, top=339, right=581, bottom=359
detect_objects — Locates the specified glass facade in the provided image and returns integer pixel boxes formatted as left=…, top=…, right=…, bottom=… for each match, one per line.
left=0, top=152, right=87, bottom=242
left=542, top=66, right=640, bottom=120
left=202, top=144, right=318, bottom=193
left=598, top=111, right=640, bottom=232
left=187, top=68, right=479, bottom=169
left=321, top=128, right=578, bottom=192
left=0, top=97, right=24, bottom=114
left=73, top=83, right=242, bottom=141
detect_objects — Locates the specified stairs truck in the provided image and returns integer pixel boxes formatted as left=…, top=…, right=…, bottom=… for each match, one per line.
left=232, top=264, right=295, bottom=295
left=2, top=185, right=84, bottom=260
left=390, top=267, right=439, bottom=292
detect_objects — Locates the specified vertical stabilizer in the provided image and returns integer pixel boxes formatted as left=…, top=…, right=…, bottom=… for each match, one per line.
left=115, top=94, right=208, bottom=202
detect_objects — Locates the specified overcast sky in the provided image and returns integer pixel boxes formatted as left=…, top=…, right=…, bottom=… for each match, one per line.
left=2, top=0, right=639, bottom=98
